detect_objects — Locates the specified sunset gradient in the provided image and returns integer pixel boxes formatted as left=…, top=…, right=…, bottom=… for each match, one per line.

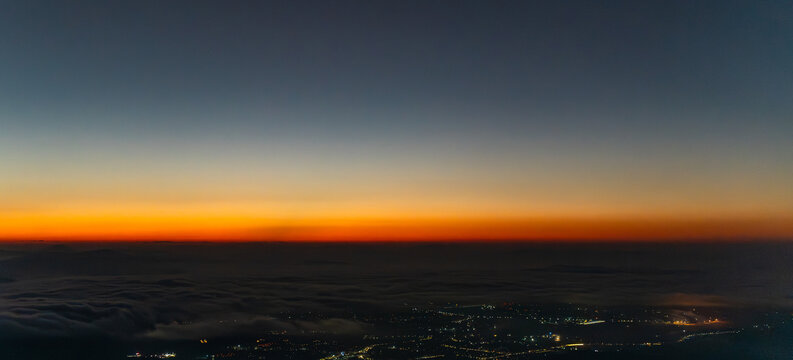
left=1, top=1, right=792, bottom=241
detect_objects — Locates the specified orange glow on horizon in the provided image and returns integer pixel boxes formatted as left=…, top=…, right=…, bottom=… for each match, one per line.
left=1, top=211, right=791, bottom=242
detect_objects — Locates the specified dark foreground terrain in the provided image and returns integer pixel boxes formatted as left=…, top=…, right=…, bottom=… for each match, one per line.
left=1, top=242, right=792, bottom=359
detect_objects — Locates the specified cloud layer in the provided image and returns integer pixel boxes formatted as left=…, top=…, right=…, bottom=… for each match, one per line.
left=1, top=242, right=791, bottom=339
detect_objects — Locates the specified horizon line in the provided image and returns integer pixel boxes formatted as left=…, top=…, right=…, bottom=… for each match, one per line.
left=2, top=237, right=792, bottom=244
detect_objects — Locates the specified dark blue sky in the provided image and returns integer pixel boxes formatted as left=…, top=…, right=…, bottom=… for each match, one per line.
left=3, top=1, right=791, bottom=134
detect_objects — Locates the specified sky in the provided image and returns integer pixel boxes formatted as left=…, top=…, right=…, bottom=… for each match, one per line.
left=1, top=0, right=792, bottom=241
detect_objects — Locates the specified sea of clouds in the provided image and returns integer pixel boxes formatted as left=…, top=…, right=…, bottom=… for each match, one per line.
left=1, top=242, right=791, bottom=340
